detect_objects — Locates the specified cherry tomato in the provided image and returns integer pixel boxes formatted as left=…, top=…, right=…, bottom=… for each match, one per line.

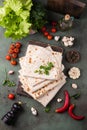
left=5, top=55, right=11, bottom=61
left=47, top=35, right=53, bottom=40
left=11, top=53, right=18, bottom=59
left=44, top=31, right=49, bottom=37
left=10, top=44, right=15, bottom=50
left=51, top=27, right=57, bottom=33
left=51, top=21, right=57, bottom=26
left=41, top=26, right=47, bottom=32
left=8, top=93, right=15, bottom=100
left=15, top=42, right=21, bottom=48
left=14, top=48, right=20, bottom=53
left=8, top=49, right=14, bottom=54
left=10, top=60, right=17, bottom=65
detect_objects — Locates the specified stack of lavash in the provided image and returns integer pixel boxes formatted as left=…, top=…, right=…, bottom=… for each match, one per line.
left=19, top=44, right=66, bottom=107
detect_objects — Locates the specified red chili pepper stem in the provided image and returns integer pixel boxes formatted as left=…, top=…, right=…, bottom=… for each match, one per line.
left=55, top=90, right=70, bottom=113
left=68, top=104, right=85, bottom=120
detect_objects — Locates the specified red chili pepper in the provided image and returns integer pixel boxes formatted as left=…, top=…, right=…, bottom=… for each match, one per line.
left=55, top=90, right=70, bottom=113
left=68, top=104, right=85, bottom=120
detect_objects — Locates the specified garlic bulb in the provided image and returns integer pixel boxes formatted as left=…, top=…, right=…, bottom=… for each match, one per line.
left=68, top=67, right=80, bottom=79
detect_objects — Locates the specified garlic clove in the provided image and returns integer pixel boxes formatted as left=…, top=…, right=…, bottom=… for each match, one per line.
left=72, top=83, right=78, bottom=89
left=31, top=107, right=38, bottom=116
left=54, top=36, right=60, bottom=41
left=68, top=41, right=73, bottom=46
left=69, top=37, right=74, bottom=41
left=64, top=42, right=69, bottom=47
left=8, top=70, right=14, bottom=75
left=57, top=98, right=62, bottom=103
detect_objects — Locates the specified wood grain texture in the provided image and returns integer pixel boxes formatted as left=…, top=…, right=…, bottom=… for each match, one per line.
left=47, top=0, right=86, bottom=18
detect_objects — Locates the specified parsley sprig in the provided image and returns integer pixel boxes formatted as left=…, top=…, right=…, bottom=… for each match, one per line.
left=35, top=62, right=54, bottom=75
left=2, top=69, right=16, bottom=87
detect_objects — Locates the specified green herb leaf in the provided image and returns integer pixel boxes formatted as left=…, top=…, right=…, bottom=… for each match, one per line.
left=2, top=69, right=16, bottom=87
left=2, top=80, right=8, bottom=86
left=7, top=80, right=16, bottom=87
left=34, top=70, right=39, bottom=73
left=71, top=93, right=81, bottom=99
left=30, top=2, right=47, bottom=30
left=48, top=62, right=54, bottom=68
left=44, top=70, right=49, bottom=75
left=45, top=106, right=51, bottom=113
left=3, top=79, right=16, bottom=87
left=40, top=65, right=46, bottom=69
left=0, top=0, right=33, bottom=40
left=34, top=62, right=54, bottom=75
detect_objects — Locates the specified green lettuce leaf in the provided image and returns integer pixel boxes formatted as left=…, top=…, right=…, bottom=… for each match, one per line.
left=0, top=0, right=33, bottom=40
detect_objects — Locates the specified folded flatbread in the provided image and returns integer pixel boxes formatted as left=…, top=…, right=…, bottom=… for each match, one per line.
left=19, top=72, right=66, bottom=99
left=21, top=78, right=66, bottom=107
left=19, top=45, right=63, bottom=90
left=19, top=68, right=45, bottom=88
left=18, top=43, right=66, bottom=107
left=21, top=45, right=60, bottom=80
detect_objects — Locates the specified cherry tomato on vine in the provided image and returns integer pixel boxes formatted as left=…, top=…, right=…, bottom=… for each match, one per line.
left=14, top=48, right=20, bottom=53
left=47, top=35, right=53, bottom=40
left=10, top=60, right=17, bottom=65
left=44, top=31, right=49, bottom=37
left=41, top=26, right=47, bottom=32
left=51, top=21, right=57, bottom=26
left=11, top=53, right=18, bottom=59
left=10, top=44, right=15, bottom=50
left=8, top=49, right=14, bottom=54
left=51, top=27, right=57, bottom=33
left=15, top=42, right=21, bottom=48
left=5, top=55, right=11, bottom=61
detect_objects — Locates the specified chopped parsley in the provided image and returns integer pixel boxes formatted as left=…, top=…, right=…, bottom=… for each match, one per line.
left=34, top=62, right=54, bottom=75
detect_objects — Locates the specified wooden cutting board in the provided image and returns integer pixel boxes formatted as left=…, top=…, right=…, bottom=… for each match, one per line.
left=47, top=0, right=86, bottom=18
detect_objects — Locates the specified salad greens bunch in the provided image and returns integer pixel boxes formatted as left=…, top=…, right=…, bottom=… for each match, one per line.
left=0, top=0, right=47, bottom=40
left=0, top=0, right=33, bottom=40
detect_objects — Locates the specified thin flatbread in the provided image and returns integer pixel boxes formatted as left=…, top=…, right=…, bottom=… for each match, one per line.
left=19, top=72, right=66, bottom=99
left=18, top=41, right=66, bottom=106
left=19, top=68, right=45, bottom=88
left=19, top=46, right=62, bottom=87
left=22, top=78, right=66, bottom=107
left=19, top=46, right=65, bottom=92
left=21, top=45, right=60, bottom=80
